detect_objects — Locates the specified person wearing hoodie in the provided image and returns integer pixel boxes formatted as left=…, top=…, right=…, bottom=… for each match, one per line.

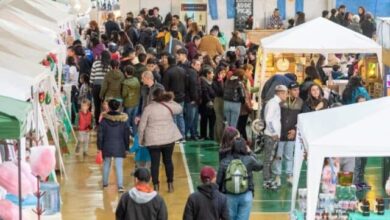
left=122, top=65, right=141, bottom=134
left=98, top=99, right=130, bottom=192
left=183, top=166, right=229, bottom=220
left=223, top=69, right=246, bottom=127
left=138, top=88, right=183, bottom=192
left=100, top=60, right=125, bottom=100
left=116, top=168, right=168, bottom=220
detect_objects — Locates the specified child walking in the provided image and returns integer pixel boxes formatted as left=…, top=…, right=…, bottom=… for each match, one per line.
left=76, top=99, right=92, bottom=156
left=129, top=134, right=151, bottom=169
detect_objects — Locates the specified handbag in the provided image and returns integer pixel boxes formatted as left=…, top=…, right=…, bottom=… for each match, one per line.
left=95, top=151, right=103, bottom=165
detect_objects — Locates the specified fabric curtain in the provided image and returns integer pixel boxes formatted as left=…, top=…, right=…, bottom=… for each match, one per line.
left=208, top=0, right=218, bottom=20
left=226, top=0, right=235, bottom=19
left=277, top=0, right=286, bottom=20
left=295, top=0, right=304, bottom=13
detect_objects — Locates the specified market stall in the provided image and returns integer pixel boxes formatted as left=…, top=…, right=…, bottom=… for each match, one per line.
left=292, top=97, right=390, bottom=220
left=255, top=17, right=383, bottom=109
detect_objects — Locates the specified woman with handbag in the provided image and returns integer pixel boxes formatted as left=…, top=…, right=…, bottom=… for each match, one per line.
left=138, top=88, right=183, bottom=192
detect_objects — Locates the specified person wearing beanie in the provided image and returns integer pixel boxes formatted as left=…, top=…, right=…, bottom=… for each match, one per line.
left=183, top=166, right=229, bottom=220
left=348, top=15, right=362, bottom=33
left=116, top=168, right=168, bottom=220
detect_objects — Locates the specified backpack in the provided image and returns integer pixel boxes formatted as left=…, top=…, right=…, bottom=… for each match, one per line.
left=224, top=159, right=249, bottom=194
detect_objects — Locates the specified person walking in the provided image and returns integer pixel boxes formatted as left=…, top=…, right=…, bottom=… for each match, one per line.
left=163, top=55, right=187, bottom=138
left=199, top=68, right=216, bottom=140
left=212, top=66, right=227, bottom=143
left=90, top=50, right=112, bottom=125
left=138, top=88, right=183, bottom=192
left=263, top=85, right=288, bottom=190
left=121, top=65, right=141, bottom=134
left=100, top=60, right=125, bottom=101
left=271, top=83, right=303, bottom=187
left=183, top=166, right=229, bottom=220
left=217, top=138, right=263, bottom=220
left=98, top=99, right=130, bottom=192
left=223, top=69, right=245, bottom=128
left=116, top=168, right=168, bottom=220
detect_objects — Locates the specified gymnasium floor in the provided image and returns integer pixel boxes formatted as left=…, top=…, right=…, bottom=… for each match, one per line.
left=59, top=132, right=386, bottom=220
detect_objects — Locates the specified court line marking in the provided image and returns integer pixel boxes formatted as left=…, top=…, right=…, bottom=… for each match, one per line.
left=180, top=142, right=195, bottom=193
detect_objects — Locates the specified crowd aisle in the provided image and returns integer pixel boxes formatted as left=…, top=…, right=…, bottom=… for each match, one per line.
left=60, top=132, right=190, bottom=220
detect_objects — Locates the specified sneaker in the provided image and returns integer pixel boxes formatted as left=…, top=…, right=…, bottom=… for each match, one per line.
left=118, top=187, right=125, bottom=193
left=268, top=181, right=280, bottom=191
left=263, top=180, right=273, bottom=189
left=274, top=176, right=281, bottom=187
left=287, top=176, right=294, bottom=186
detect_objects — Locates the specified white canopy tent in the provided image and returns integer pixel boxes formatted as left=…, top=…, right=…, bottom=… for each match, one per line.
left=257, top=17, right=383, bottom=105
left=292, top=97, right=390, bottom=220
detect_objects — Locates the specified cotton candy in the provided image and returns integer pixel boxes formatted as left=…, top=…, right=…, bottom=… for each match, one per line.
left=0, top=199, right=20, bottom=220
left=19, top=161, right=38, bottom=193
left=0, top=162, right=33, bottom=197
left=29, top=146, right=56, bottom=179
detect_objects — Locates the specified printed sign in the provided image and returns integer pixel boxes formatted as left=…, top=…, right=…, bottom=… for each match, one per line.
left=235, top=0, right=253, bottom=30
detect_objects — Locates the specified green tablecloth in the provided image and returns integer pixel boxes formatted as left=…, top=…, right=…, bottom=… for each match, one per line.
left=348, top=211, right=390, bottom=220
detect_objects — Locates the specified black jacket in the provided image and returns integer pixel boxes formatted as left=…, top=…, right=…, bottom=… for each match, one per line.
left=139, top=82, right=165, bottom=114
left=302, top=98, right=329, bottom=113
left=200, top=77, right=216, bottom=104
left=183, top=66, right=200, bottom=103
left=217, top=153, right=263, bottom=194
left=183, top=183, right=229, bottom=220
left=105, top=20, right=120, bottom=38
left=223, top=76, right=245, bottom=103
left=280, top=97, right=303, bottom=141
left=116, top=187, right=167, bottom=220
left=163, top=65, right=187, bottom=103
left=98, top=112, right=130, bottom=158
left=127, top=27, right=140, bottom=46
left=212, top=79, right=224, bottom=98
left=361, top=19, right=376, bottom=38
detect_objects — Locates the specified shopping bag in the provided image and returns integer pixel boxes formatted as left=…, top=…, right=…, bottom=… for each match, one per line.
left=95, top=151, right=103, bottom=165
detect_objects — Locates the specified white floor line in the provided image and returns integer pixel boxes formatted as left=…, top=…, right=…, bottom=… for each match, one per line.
left=179, top=142, right=195, bottom=193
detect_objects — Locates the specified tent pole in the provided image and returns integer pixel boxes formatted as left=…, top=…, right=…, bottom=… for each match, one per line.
left=17, top=139, right=22, bottom=220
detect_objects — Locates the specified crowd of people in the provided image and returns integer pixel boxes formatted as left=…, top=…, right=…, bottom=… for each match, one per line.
left=62, top=4, right=381, bottom=220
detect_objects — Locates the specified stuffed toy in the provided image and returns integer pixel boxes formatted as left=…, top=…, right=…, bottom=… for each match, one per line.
left=0, top=162, right=33, bottom=197
left=0, top=199, right=20, bottom=220
left=29, top=146, right=56, bottom=179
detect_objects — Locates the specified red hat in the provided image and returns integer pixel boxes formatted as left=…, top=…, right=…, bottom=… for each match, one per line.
left=200, top=166, right=216, bottom=183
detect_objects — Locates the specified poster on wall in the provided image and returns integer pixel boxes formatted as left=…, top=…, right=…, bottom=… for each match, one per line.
left=234, top=0, right=253, bottom=31
left=180, top=3, right=208, bottom=32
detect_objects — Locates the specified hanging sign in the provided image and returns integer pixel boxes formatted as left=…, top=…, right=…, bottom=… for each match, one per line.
left=234, top=0, right=253, bottom=30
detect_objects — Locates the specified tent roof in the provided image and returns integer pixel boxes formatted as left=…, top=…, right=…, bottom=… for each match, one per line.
left=0, top=37, right=48, bottom=63
left=0, top=95, right=32, bottom=139
left=297, top=97, right=390, bottom=150
left=260, top=17, right=382, bottom=54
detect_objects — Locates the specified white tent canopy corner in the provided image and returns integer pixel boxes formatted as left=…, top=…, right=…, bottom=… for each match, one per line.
left=292, top=97, right=390, bottom=220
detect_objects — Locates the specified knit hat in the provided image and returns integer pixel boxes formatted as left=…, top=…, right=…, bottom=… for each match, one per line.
left=200, top=166, right=216, bottom=183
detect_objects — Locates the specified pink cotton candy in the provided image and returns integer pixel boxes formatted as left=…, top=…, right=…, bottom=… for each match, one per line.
left=29, top=146, right=56, bottom=179
left=0, top=199, right=20, bottom=220
left=19, top=161, right=38, bottom=193
left=0, top=162, right=33, bottom=197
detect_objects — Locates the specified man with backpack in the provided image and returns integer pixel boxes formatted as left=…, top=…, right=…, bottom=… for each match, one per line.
left=183, top=166, right=229, bottom=220
left=217, top=138, right=263, bottom=220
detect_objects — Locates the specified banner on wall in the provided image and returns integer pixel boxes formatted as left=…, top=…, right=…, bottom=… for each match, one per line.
left=180, top=3, right=208, bottom=31
left=208, top=0, right=218, bottom=20
left=227, top=0, right=235, bottom=19
left=234, top=0, right=253, bottom=30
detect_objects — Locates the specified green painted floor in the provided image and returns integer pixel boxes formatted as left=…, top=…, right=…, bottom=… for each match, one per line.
left=183, top=141, right=387, bottom=213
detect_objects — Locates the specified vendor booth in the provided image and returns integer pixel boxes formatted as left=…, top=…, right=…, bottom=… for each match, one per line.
left=255, top=17, right=383, bottom=109
left=292, top=97, right=390, bottom=220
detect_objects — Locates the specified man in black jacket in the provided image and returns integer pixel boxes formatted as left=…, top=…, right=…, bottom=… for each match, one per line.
left=105, top=12, right=120, bottom=38
left=178, top=49, right=200, bottom=140
left=183, top=166, right=229, bottom=220
left=116, top=168, right=168, bottom=220
left=163, top=55, right=187, bottom=137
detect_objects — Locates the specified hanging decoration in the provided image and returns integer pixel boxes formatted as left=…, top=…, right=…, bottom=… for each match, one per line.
left=40, top=53, right=58, bottom=72
left=208, top=0, right=218, bottom=20
left=38, top=92, right=45, bottom=104
left=226, top=0, right=235, bottom=19
left=277, top=0, right=286, bottom=20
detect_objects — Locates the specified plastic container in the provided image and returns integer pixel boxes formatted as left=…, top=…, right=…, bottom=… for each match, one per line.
left=40, top=182, right=60, bottom=215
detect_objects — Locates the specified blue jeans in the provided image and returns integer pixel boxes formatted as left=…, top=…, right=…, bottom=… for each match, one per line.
left=103, top=157, right=123, bottom=187
left=272, top=141, right=295, bottom=176
left=184, top=102, right=198, bottom=138
left=124, top=106, right=138, bottom=134
left=223, top=101, right=241, bottom=127
left=174, top=102, right=185, bottom=137
left=226, top=191, right=253, bottom=220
